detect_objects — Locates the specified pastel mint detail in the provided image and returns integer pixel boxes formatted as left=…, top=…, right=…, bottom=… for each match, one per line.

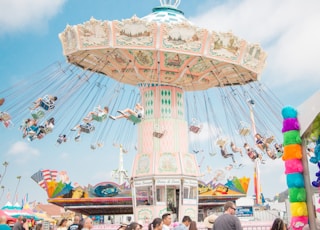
left=142, top=6, right=191, bottom=25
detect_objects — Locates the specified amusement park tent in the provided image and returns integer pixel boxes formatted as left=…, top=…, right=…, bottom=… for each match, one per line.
left=0, top=209, right=16, bottom=223
left=1, top=209, right=40, bottom=220
left=33, top=212, right=56, bottom=223
left=1, top=202, right=22, bottom=210
left=1, top=202, right=40, bottom=220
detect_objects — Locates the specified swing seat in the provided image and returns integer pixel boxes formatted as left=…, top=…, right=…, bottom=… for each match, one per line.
left=222, top=154, right=229, bottom=159
left=0, top=112, right=11, bottom=121
left=128, top=115, right=141, bottom=124
left=238, top=121, right=251, bottom=136
left=43, top=127, right=52, bottom=134
left=40, top=96, right=55, bottom=111
left=97, top=142, right=104, bottom=148
left=92, top=114, right=107, bottom=122
left=265, top=136, right=275, bottom=144
left=37, top=133, right=45, bottom=139
left=266, top=148, right=277, bottom=160
left=189, top=118, right=202, bottom=134
left=57, top=138, right=63, bottom=144
left=80, top=124, right=95, bottom=133
left=57, top=135, right=67, bottom=144
left=31, top=109, right=45, bottom=120
left=246, top=148, right=258, bottom=161
left=153, top=130, right=166, bottom=138
left=247, top=151, right=257, bottom=160
left=3, top=120, right=12, bottom=128
left=239, top=127, right=250, bottom=136
left=26, top=130, right=36, bottom=136
left=27, top=125, right=39, bottom=134
left=276, top=151, right=283, bottom=158
left=189, top=125, right=202, bottom=134
left=216, top=138, right=227, bottom=147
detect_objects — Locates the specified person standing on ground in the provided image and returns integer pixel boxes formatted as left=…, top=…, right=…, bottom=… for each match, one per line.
left=0, top=215, right=11, bottom=230
left=270, top=218, right=286, bottom=230
left=162, top=213, right=172, bottom=230
left=13, top=216, right=23, bottom=230
left=57, top=219, right=68, bottom=230
left=148, top=218, right=162, bottom=230
left=173, top=216, right=192, bottom=230
left=21, top=218, right=28, bottom=230
left=213, top=201, right=242, bottom=230
left=126, top=222, right=142, bottom=230
left=204, top=214, right=218, bottom=230
left=68, top=216, right=81, bottom=230
left=35, top=223, right=43, bottom=230
left=81, top=218, right=93, bottom=230
left=189, top=220, right=198, bottom=230
left=117, top=223, right=128, bottom=230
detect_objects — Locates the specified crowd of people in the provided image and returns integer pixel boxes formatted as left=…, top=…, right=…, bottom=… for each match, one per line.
left=0, top=216, right=42, bottom=230
left=1, top=202, right=319, bottom=230
left=114, top=201, right=293, bottom=230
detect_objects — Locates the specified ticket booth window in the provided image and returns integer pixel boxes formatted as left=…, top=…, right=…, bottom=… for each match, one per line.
left=136, top=186, right=153, bottom=205
left=183, top=185, right=197, bottom=204
left=156, top=186, right=165, bottom=204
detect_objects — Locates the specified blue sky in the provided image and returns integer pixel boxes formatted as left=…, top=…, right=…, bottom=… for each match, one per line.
left=0, top=0, right=319, bottom=207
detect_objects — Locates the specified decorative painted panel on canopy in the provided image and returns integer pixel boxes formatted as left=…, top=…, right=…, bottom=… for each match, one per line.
left=59, top=15, right=266, bottom=91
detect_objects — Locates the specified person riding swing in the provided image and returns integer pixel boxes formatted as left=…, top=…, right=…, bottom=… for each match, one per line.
left=30, top=95, right=58, bottom=111
left=109, top=103, right=144, bottom=124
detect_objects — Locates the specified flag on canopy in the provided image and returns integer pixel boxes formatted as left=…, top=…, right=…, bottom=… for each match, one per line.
left=42, top=169, right=51, bottom=182
left=31, top=170, right=43, bottom=183
left=50, top=170, right=58, bottom=181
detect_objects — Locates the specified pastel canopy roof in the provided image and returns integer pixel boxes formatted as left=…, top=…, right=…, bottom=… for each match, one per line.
left=59, top=1, right=266, bottom=91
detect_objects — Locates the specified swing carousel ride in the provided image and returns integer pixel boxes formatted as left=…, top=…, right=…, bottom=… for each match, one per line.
left=0, top=0, right=285, bottom=221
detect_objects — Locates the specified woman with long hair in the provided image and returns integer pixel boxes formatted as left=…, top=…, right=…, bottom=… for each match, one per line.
left=189, top=221, right=198, bottom=230
left=148, top=218, right=162, bottom=230
left=270, top=218, right=286, bottom=230
left=57, top=219, right=68, bottom=230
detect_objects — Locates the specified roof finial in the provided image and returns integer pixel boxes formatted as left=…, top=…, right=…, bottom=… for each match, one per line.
left=159, top=0, right=181, bottom=8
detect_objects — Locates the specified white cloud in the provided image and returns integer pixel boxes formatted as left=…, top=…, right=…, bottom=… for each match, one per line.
left=0, top=0, right=66, bottom=34
left=190, top=0, right=320, bottom=87
left=7, top=141, right=40, bottom=164
left=7, top=141, right=39, bottom=156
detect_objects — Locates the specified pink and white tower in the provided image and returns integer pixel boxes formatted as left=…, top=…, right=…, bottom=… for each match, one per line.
left=132, top=84, right=200, bottom=223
